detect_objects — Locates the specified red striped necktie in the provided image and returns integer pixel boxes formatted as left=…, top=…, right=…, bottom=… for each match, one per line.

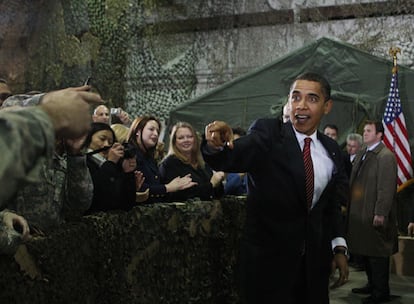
left=303, top=137, right=314, bottom=210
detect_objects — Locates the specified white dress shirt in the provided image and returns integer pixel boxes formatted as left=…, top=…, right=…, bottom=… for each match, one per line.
left=293, top=127, right=347, bottom=250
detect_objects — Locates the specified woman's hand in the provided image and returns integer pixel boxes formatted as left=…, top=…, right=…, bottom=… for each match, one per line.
left=134, top=170, right=145, bottom=190
left=107, top=143, right=124, bottom=163
left=122, top=157, right=136, bottom=173
left=166, top=174, right=197, bottom=193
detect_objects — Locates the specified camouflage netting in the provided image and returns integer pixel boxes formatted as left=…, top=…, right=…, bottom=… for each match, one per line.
left=7, top=0, right=414, bottom=122
left=21, top=0, right=203, bottom=121
left=19, top=0, right=266, bottom=121
left=0, top=197, right=246, bottom=304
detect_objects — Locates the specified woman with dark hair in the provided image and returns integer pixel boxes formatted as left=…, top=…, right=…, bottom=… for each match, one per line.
left=159, top=122, right=224, bottom=202
left=127, top=116, right=195, bottom=203
left=84, top=122, right=144, bottom=212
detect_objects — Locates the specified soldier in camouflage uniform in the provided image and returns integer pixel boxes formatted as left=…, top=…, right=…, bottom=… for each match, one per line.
left=0, top=86, right=102, bottom=254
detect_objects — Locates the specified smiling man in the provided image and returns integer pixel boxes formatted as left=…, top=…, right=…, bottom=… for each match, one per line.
left=202, top=72, right=349, bottom=304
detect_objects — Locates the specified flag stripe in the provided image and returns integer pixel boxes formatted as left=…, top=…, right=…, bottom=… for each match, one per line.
left=382, top=71, right=413, bottom=186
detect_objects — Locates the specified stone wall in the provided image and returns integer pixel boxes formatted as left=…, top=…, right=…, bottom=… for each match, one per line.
left=0, top=197, right=246, bottom=304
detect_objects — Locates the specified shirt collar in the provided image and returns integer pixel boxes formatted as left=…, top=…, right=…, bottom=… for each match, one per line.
left=366, top=141, right=381, bottom=152
left=292, top=126, right=318, bottom=145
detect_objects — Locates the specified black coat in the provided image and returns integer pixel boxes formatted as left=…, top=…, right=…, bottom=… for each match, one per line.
left=202, top=118, right=348, bottom=304
left=135, top=148, right=167, bottom=203
left=159, top=154, right=223, bottom=202
left=87, top=156, right=136, bottom=212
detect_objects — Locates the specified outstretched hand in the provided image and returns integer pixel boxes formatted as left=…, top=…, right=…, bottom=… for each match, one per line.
left=40, top=85, right=104, bottom=139
left=205, top=121, right=234, bottom=149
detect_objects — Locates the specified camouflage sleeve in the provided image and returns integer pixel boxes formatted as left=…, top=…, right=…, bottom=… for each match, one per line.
left=1, top=93, right=45, bottom=108
left=63, top=155, right=93, bottom=218
left=0, top=107, right=54, bottom=207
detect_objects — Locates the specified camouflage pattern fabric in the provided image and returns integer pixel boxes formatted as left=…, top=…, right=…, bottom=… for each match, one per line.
left=4, top=152, right=93, bottom=232
left=0, top=94, right=93, bottom=254
left=0, top=107, right=54, bottom=205
left=1, top=93, right=44, bottom=108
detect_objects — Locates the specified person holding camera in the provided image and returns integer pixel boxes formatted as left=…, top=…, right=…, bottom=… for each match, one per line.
left=92, top=105, right=132, bottom=126
left=84, top=122, right=145, bottom=213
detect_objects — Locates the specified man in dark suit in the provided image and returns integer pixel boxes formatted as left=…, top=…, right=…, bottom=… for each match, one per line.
left=202, top=72, right=349, bottom=304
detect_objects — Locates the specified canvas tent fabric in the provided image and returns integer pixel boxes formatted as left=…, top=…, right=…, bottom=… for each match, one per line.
left=168, top=37, right=414, bottom=146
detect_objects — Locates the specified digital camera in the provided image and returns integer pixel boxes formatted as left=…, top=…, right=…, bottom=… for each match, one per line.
left=123, top=143, right=137, bottom=159
left=110, top=107, right=121, bottom=115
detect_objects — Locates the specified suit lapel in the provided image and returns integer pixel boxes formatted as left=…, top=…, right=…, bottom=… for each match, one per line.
left=351, top=142, right=384, bottom=183
left=281, top=123, right=307, bottom=209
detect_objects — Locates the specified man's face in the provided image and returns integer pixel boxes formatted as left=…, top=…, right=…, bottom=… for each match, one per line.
left=92, top=105, right=110, bottom=124
left=289, top=80, right=332, bottom=136
left=0, top=83, right=12, bottom=106
left=363, top=123, right=382, bottom=147
left=324, top=127, right=338, bottom=141
left=346, top=139, right=361, bottom=155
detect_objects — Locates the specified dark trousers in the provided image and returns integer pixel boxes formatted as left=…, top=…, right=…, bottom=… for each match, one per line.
left=364, top=256, right=390, bottom=298
left=239, top=241, right=329, bottom=304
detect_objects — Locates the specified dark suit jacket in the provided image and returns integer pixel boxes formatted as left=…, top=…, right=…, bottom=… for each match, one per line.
left=202, top=118, right=348, bottom=304
left=343, top=151, right=353, bottom=178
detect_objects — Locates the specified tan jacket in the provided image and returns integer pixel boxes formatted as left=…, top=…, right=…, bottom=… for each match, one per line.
left=347, top=142, right=398, bottom=257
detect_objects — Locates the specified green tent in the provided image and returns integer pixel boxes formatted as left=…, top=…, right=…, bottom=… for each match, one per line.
left=168, top=37, right=414, bottom=146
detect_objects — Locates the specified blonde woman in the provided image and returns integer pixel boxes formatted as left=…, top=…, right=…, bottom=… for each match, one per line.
left=159, top=122, right=224, bottom=202
left=127, top=116, right=196, bottom=203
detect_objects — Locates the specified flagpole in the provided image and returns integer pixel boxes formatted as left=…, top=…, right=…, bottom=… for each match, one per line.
left=388, top=47, right=401, bottom=153
left=385, top=46, right=414, bottom=187
left=389, top=46, right=400, bottom=74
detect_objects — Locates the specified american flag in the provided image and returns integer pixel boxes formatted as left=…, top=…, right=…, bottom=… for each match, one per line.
left=382, top=71, right=413, bottom=186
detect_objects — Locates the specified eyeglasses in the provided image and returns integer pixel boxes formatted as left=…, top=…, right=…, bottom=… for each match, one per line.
left=0, top=93, right=11, bottom=101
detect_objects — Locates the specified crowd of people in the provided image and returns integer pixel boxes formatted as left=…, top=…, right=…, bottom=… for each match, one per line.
left=0, top=84, right=227, bottom=255
left=0, top=73, right=412, bottom=303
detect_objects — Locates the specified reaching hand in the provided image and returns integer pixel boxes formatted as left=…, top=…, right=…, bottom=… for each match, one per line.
left=210, top=171, right=225, bottom=187
left=205, top=121, right=234, bottom=149
left=40, top=85, right=104, bottom=139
